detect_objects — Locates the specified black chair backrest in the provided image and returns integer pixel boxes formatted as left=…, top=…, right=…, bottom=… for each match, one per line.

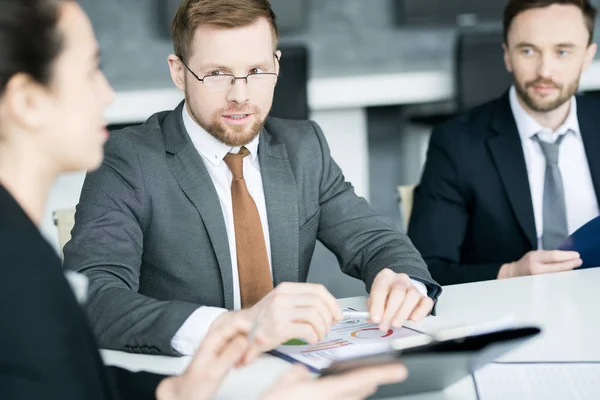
left=455, top=26, right=513, bottom=111
left=270, top=44, right=309, bottom=120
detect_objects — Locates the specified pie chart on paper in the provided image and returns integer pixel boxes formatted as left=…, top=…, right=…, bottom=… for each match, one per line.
left=350, top=327, right=394, bottom=339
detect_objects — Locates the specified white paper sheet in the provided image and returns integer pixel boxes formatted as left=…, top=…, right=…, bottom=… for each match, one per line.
left=270, top=310, right=423, bottom=371
left=474, top=362, right=600, bottom=400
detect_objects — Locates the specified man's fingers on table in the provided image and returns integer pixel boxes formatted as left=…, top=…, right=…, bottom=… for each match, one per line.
left=284, top=294, right=337, bottom=323
left=538, top=250, right=580, bottom=264
left=408, top=296, right=434, bottom=322
left=391, top=288, right=421, bottom=328
left=544, top=258, right=583, bottom=273
left=276, top=282, right=340, bottom=319
left=380, top=282, right=408, bottom=331
left=368, top=269, right=398, bottom=323
left=288, top=322, right=321, bottom=344
left=289, top=307, right=331, bottom=341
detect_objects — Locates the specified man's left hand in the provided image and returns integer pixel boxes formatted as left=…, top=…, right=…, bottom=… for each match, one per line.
left=367, top=269, right=433, bottom=332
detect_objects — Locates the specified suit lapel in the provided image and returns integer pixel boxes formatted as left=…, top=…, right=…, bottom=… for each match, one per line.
left=577, top=96, right=600, bottom=207
left=487, top=94, right=537, bottom=249
left=162, top=102, right=234, bottom=309
left=258, top=128, right=299, bottom=285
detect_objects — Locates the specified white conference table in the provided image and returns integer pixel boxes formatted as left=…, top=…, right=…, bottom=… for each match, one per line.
left=101, top=268, right=600, bottom=399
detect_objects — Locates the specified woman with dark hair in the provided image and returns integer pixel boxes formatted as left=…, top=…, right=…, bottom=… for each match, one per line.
left=0, top=0, right=405, bottom=399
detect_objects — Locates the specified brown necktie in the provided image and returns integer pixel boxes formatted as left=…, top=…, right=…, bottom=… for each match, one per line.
left=223, top=147, right=273, bottom=308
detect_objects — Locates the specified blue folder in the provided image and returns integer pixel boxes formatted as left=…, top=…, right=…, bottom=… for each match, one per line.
left=559, top=215, right=600, bottom=269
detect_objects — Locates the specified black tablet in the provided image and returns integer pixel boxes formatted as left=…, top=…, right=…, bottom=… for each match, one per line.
left=320, top=326, right=542, bottom=398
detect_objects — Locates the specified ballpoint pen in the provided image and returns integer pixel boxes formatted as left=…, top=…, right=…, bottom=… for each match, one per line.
left=247, top=318, right=260, bottom=344
left=341, top=310, right=371, bottom=320
left=238, top=317, right=261, bottom=368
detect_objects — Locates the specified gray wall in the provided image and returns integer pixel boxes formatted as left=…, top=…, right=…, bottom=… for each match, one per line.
left=82, top=0, right=600, bottom=92
left=81, top=0, right=456, bottom=91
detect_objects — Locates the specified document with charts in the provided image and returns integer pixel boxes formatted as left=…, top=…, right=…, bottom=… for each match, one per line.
left=269, top=309, right=424, bottom=372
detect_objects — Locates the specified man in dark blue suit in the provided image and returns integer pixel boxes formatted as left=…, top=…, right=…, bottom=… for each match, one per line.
left=409, top=0, right=600, bottom=285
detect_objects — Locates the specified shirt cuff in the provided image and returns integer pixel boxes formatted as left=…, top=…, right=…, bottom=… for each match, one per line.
left=170, top=306, right=228, bottom=355
left=410, top=279, right=428, bottom=297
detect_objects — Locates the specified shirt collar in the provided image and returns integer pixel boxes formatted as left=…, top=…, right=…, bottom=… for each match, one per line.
left=182, top=102, right=260, bottom=167
left=509, top=85, right=580, bottom=142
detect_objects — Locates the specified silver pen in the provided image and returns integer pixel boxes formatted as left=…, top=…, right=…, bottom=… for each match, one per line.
left=341, top=310, right=371, bottom=320
left=247, top=319, right=260, bottom=344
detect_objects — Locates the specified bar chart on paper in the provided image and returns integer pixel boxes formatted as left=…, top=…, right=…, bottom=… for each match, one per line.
left=270, top=311, right=423, bottom=371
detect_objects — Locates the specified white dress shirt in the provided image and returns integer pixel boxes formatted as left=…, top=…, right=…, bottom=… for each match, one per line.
left=171, top=104, right=428, bottom=355
left=509, top=86, right=599, bottom=250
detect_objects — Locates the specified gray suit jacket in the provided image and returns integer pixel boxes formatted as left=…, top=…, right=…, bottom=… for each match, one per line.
left=63, top=101, right=440, bottom=356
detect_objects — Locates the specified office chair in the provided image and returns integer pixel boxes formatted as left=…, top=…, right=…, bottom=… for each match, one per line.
left=455, top=25, right=513, bottom=112
left=397, top=184, right=417, bottom=232
left=53, top=208, right=76, bottom=260
left=270, top=44, right=309, bottom=120
left=410, top=25, right=512, bottom=125
left=402, top=26, right=512, bottom=210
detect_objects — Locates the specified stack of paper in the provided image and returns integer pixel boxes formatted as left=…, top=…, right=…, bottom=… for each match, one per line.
left=474, top=362, right=600, bottom=400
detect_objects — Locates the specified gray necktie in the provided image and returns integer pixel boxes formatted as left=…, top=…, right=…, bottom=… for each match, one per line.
left=533, top=133, right=568, bottom=250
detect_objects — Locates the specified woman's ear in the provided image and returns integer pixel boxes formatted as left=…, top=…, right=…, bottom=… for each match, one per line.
left=3, top=73, right=49, bottom=132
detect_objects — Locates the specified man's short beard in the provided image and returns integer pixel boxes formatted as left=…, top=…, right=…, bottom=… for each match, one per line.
left=206, top=116, right=264, bottom=147
left=514, top=75, right=580, bottom=113
left=189, top=104, right=265, bottom=147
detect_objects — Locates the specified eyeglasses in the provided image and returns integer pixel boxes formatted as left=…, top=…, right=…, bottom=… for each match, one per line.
left=178, top=57, right=279, bottom=92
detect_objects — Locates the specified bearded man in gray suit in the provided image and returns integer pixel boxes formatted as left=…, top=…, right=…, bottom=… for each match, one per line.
left=63, top=0, right=441, bottom=358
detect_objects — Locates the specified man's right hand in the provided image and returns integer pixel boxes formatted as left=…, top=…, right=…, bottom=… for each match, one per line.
left=498, top=250, right=582, bottom=279
left=210, top=282, right=343, bottom=365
